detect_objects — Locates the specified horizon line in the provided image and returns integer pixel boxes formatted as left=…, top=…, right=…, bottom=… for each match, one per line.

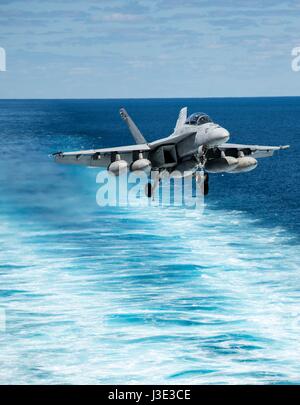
left=0, top=95, right=300, bottom=101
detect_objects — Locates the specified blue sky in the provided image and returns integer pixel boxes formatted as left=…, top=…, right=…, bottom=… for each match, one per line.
left=0, top=0, right=299, bottom=98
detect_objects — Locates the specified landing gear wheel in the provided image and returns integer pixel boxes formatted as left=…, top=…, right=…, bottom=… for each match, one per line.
left=204, top=173, right=209, bottom=196
left=145, top=171, right=163, bottom=199
left=145, top=182, right=153, bottom=198
left=196, top=171, right=209, bottom=196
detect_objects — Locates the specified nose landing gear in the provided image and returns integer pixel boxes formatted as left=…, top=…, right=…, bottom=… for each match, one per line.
left=195, top=171, right=209, bottom=195
left=204, top=173, right=209, bottom=195
left=195, top=146, right=209, bottom=195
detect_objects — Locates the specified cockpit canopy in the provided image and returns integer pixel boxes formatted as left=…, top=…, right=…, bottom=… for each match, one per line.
left=185, top=113, right=212, bottom=126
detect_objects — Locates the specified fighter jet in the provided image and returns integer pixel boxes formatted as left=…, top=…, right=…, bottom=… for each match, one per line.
left=53, top=107, right=289, bottom=196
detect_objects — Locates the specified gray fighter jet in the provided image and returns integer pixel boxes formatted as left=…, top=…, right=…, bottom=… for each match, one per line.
left=53, top=107, right=289, bottom=196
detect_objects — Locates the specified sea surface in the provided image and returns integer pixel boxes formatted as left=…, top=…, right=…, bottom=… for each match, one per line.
left=0, top=98, right=299, bottom=384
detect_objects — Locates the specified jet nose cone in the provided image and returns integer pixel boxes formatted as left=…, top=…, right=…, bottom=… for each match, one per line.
left=210, top=127, right=230, bottom=145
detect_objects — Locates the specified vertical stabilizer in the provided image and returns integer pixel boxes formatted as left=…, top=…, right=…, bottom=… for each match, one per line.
left=174, top=107, right=188, bottom=133
left=120, top=108, right=147, bottom=144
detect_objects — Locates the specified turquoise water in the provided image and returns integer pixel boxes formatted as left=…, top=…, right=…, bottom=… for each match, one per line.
left=0, top=98, right=299, bottom=384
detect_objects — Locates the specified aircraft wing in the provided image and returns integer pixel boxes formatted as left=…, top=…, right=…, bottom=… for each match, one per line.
left=217, top=143, right=290, bottom=158
left=54, top=130, right=197, bottom=168
left=53, top=143, right=150, bottom=167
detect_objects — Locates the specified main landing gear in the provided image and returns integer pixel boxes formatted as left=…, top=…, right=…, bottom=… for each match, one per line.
left=145, top=182, right=153, bottom=198
left=145, top=170, right=162, bottom=199
left=144, top=169, right=209, bottom=198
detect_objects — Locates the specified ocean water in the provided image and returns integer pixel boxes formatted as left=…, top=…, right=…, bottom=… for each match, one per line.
left=0, top=98, right=299, bottom=384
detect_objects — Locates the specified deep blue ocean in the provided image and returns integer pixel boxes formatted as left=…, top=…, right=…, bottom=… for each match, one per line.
left=0, top=98, right=299, bottom=384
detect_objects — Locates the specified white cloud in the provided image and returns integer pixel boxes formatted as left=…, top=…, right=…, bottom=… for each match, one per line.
left=102, top=13, right=143, bottom=22
left=69, top=67, right=93, bottom=75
